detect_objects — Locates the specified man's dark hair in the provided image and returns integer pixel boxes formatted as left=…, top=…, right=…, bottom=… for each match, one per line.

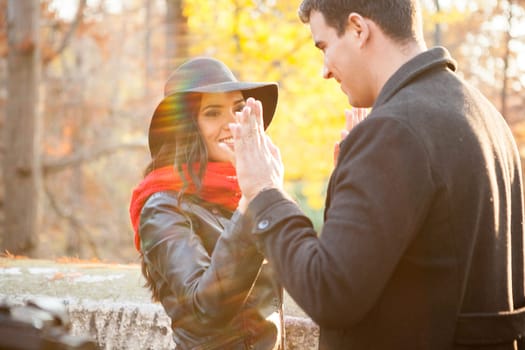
left=298, top=0, right=419, bottom=43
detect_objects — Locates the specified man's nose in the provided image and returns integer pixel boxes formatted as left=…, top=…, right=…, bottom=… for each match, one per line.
left=322, top=65, right=332, bottom=79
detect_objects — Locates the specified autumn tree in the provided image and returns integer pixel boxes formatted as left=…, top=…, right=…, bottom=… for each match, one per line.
left=184, top=0, right=525, bottom=226
left=1, top=0, right=523, bottom=262
left=39, top=1, right=158, bottom=260
left=1, top=0, right=157, bottom=259
left=165, top=0, right=188, bottom=72
left=3, top=0, right=42, bottom=255
left=423, top=0, right=525, bottom=123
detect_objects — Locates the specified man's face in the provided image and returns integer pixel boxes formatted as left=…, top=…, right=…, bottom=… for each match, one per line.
left=309, top=10, right=370, bottom=107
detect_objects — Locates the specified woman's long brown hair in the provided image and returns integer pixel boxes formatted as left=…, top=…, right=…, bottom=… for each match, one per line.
left=140, top=92, right=208, bottom=302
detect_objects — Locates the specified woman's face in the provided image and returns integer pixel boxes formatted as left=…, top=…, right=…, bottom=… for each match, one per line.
left=197, top=90, right=245, bottom=162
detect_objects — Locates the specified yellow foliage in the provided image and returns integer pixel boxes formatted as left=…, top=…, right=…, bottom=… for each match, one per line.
left=181, top=0, right=355, bottom=211
left=427, top=8, right=467, bottom=24
left=302, top=181, right=327, bottom=210
left=183, top=0, right=348, bottom=190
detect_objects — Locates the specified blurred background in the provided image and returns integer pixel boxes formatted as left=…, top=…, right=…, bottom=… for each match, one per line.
left=0, top=0, right=524, bottom=263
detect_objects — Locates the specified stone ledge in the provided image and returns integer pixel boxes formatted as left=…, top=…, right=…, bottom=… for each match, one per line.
left=2, top=295, right=319, bottom=350
left=0, top=258, right=319, bottom=349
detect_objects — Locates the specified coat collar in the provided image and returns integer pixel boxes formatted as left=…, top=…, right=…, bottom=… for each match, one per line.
left=374, top=46, right=457, bottom=108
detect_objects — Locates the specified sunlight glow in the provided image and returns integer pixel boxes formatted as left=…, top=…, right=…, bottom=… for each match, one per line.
left=50, top=0, right=123, bottom=20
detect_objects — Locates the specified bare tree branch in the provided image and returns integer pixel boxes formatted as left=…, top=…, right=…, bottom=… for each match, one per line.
left=43, top=140, right=147, bottom=175
left=43, top=0, right=87, bottom=64
left=43, top=180, right=100, bottom=258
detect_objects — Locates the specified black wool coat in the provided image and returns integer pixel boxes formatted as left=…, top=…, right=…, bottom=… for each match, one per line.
left=243, top=47, right=525, bottom=349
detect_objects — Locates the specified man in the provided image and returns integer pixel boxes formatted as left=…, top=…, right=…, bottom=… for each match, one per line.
left=226, top=0, right=525, bottom=348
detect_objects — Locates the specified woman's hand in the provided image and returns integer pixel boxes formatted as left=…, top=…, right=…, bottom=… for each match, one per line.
left=333, top=108, right=368, bottom=167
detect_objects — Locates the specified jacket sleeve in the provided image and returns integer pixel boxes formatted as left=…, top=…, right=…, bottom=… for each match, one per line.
left=139, top=192, right=264, bottom=330
left=243, top=117, right=436, bottom=329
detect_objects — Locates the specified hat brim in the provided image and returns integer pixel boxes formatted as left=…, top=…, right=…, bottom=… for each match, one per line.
left=148, top=82, right=278, bottom=157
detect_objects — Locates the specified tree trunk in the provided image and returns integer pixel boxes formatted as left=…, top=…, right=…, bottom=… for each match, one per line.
left=166, top=0, right=188, bottom=73
left=65, top=45, right=90, bottom=258
left=500, top=0, right=514, bottom=119
left=3, top=0, right=41, bottom=255
left=144, top=0, right=152, bottom=97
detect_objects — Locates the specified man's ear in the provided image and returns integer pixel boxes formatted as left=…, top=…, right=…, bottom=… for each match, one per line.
left=347, top=12, right=370, bottom=47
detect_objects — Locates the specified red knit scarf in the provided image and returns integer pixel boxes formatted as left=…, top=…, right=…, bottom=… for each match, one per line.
left=129, top=162, right=241, bottom=251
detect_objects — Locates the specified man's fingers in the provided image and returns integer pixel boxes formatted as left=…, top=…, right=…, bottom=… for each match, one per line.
left=230, top=121, right=241, bottom=140
left=334, top=141, right=340, bottom=166
left=356, top=107, right=368, bottom=122
left=232, top=102, right=263, bottom=157
left=344, top=109, right=353, bottom=130
left=344, top=107, right=369, bottom=132
left=339, top=108, right=368, bottom=157
left=244, top=99, right=259, bottom=127
left=266, top=135, right=282, bottom=163
left=228, top=100, right=284, bottom=201
left=252, top=98, right=264, bottom=130
left=231, top=98, right=270, bottom=153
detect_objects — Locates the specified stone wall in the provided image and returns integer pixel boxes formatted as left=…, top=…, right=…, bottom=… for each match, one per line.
left=0, top=258, right=319, bottom=349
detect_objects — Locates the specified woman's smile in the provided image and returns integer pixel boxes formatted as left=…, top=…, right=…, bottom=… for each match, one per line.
left=198, top=91, right=245, bottom=162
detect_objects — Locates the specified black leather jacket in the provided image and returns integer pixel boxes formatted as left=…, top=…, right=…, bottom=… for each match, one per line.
left=139, top=191, right=284, bottom=350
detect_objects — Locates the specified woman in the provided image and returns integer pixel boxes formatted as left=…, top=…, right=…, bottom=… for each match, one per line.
left=129, top=57, right=284, bottom=350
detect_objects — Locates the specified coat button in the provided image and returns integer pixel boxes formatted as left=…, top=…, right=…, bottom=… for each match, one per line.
left=257, top=219, right=269, bottom=230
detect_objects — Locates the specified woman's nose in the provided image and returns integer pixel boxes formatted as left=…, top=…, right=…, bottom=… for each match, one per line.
left=225, top=110, right=236, bottom=127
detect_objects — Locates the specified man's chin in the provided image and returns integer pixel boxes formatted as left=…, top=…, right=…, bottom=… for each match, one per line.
left=341, top=88, right=353, bottom=104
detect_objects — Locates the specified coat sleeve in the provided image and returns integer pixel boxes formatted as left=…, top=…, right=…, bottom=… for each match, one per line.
left=244, top=117, right=436, bottom=329
left=139, top=192, right=264, bottom=331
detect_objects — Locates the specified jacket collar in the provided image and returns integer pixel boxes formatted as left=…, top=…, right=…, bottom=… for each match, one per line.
left=374, top=46, right=457, bottom=108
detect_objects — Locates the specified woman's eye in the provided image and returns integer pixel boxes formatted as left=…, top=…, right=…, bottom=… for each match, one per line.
left=204, top=110, right=220, bottom=117
left=235, top=105, right=245, bottom=113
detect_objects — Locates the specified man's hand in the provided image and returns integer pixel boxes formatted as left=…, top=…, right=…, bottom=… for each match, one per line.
left=222, top=97, right=284, bottom=213
left=333, top=108, right=369, bottom=167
